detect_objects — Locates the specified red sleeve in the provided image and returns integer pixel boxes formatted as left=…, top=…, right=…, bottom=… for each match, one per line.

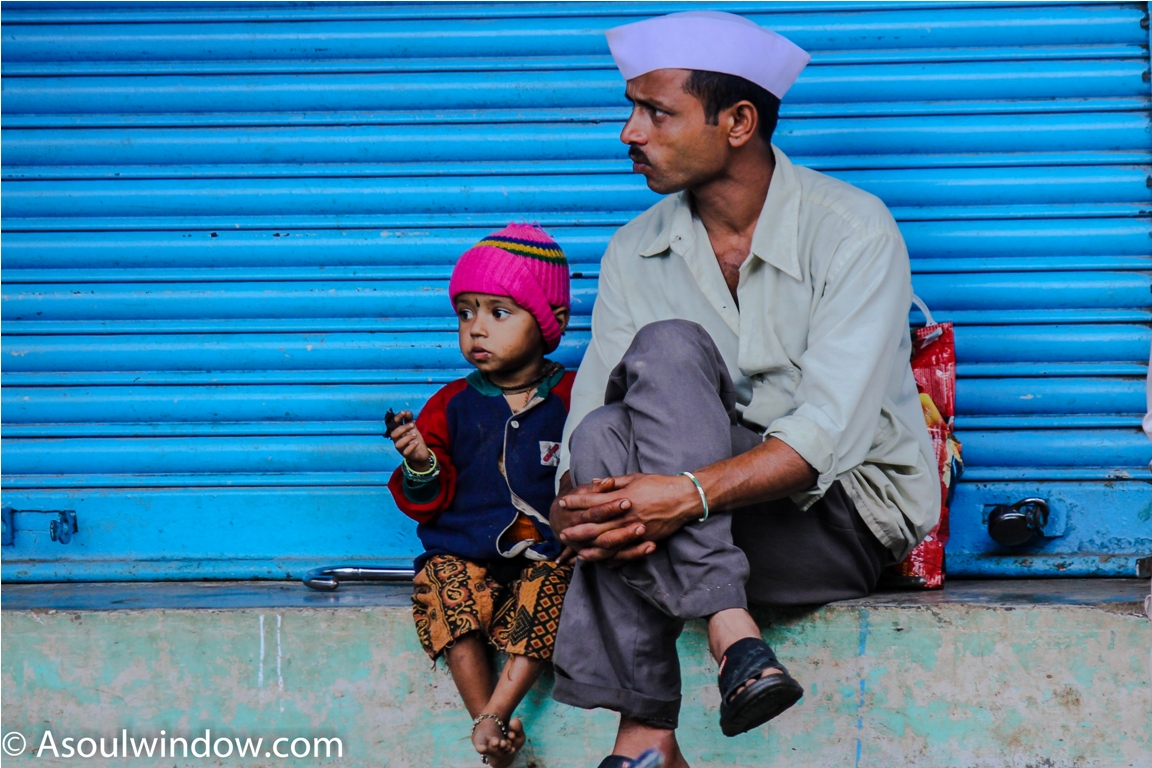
left=386, top=379, right=468, bottom=525
left=552, top=370, right=577, bottom=412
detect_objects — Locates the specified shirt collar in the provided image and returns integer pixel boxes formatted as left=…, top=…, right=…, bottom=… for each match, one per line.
left=635, top=145, right=803, bottom=281
left=466, top=363, right=566, bottom=399
left=636, top=194, right=689, bottom=257
left=750, top=145, right=803, bottom=280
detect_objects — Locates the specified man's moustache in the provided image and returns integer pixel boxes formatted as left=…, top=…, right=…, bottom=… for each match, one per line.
left=628, top=148, right=650, bottom=165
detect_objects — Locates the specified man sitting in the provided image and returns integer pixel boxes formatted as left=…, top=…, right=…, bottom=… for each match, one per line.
left=547, top=12, right=940, bottom=767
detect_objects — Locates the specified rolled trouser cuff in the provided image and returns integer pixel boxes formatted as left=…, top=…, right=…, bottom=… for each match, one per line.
left=552, top=672, right=682, bottom=730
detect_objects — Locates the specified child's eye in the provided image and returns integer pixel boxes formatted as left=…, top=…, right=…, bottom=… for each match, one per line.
left=493, top=308, right=511, bottom=319
left=458, top=309, right=474, bottom=320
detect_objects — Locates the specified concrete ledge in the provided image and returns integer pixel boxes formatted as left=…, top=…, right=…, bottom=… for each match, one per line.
left=1, top=578, right=416, bottom=610
left=4, top=576, right=1147, bottom=611
left=2, top=580, right=1149, bottom=767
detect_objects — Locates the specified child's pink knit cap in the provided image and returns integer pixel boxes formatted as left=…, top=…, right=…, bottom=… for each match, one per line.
left=448, top=223, right=571, bottom=352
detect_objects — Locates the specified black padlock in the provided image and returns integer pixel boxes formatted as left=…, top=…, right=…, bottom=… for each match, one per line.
left=987, top=498, right=1049, bottom=546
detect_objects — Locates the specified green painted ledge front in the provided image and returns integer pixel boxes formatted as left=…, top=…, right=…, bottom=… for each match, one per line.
left=1, top=579, right=1149, bottom=767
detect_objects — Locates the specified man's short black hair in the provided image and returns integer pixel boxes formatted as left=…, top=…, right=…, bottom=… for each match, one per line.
left=683, top=70, right=781, bottom=143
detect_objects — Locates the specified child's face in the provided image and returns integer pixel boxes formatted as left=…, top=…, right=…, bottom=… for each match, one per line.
left=454, top=292, right=546, bottom=378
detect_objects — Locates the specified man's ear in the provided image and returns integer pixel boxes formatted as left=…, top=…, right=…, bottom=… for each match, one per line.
left=552, top=306, right=570, bottom=334
left=726, top=100, right=760, bottom=148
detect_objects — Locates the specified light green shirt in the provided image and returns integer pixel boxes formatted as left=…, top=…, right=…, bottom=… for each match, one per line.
left=559, top=147, right=940, bottom=559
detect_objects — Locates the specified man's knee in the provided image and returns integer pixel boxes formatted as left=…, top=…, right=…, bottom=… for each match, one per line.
left=624, top=320, right=723, bottom=376
left=619, top=320, right=730, bottom=401
left=634, top=318, right=702, bottom=343
left=632, top=320, right=710, bottom=358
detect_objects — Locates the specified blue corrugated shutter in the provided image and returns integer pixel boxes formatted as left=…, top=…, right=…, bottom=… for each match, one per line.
left=2, top=1, right=1149, bottom=580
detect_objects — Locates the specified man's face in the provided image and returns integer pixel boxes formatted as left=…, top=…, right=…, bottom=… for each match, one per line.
left=620, top=69, right=729, bottom=194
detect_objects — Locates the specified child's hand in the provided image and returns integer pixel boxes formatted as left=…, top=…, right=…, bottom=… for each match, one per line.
left=391, top=411, right=432, bottom=472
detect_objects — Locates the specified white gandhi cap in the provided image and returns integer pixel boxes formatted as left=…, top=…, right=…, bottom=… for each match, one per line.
left=605, top=11, right=811, bottom=99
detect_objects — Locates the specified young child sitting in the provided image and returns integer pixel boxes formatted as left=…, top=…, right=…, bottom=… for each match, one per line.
left=386, top=223, right=576, bottom=767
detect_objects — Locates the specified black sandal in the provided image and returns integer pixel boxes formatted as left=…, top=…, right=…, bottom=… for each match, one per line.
left=596, top=749, right=664, bottom=768
left=718, top=637, right=805, bottom=737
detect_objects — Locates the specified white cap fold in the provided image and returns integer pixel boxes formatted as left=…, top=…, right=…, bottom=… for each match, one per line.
left=606, top=11, right=810, bottom=99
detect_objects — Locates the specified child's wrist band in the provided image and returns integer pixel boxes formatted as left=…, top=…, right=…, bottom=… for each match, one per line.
left=678, top=471, right=709, bottom=522
left=403, top=450, right=438, bottom=478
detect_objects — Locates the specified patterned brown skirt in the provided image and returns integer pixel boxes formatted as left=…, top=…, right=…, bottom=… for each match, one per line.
left=412, top=554, right=573, bottom=661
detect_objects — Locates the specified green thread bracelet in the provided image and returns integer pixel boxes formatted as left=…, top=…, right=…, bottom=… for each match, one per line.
left=678, top=470, right=709, bottom=522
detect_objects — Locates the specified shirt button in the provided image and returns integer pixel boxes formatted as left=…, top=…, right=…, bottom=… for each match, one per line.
left=510, top=420, right=520, bottom=429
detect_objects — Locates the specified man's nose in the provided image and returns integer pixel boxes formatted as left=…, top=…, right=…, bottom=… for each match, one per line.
left=620, top=108, right=645, bottom=146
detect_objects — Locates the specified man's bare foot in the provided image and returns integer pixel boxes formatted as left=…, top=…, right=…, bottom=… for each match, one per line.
left=472, top=716, right=525, bottom=768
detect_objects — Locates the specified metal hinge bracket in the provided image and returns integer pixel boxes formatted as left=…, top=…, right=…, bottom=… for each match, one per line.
left=1, top=506, right=79, bottom=546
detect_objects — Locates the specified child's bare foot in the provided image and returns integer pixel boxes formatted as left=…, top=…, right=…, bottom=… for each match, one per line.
left=472, top=716, right=525, bottom=767
left=505, top=718, right=526, bottom=754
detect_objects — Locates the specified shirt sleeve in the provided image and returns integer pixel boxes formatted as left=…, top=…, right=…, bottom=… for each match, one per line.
left=766, top=228, right=913, bottom=506
left=557, top=241, right=638, bottom=486
left=400, top=470, right=441, bottom=505
left=386, top=382, right=462, bottom=524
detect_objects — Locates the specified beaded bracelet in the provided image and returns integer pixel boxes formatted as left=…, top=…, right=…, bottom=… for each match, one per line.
left=678, top=470, right=709, bottom=522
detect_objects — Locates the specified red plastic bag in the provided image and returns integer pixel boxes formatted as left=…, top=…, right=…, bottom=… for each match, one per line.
left=884, top=305, right=963, bottom=589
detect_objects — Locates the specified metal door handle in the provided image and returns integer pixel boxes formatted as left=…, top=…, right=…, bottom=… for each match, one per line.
left=302, top=566, right=414, bottom=591
left=987, top=498, right=1049, bottom=546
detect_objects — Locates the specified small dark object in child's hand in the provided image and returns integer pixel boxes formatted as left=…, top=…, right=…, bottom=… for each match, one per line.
left=384, top=409, right=408, bottom=439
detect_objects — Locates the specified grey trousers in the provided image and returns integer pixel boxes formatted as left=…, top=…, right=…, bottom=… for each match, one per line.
left=551, top=320, right=891, bottom=729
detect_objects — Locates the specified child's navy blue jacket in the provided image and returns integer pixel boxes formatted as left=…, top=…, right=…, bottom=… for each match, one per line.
left=387, top=366, right=575, bottom=571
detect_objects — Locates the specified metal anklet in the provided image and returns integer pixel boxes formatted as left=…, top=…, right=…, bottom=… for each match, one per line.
left=471, top=713, right=507, bottom=738
left=471, top=714, right=508, bottom=765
